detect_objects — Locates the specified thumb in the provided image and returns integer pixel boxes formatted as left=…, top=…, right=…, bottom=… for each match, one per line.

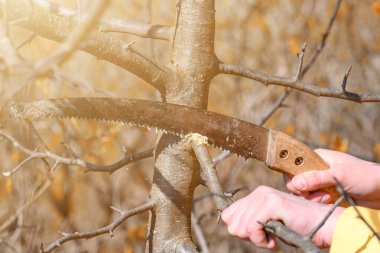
left=291, top=170, right=336, bottom=192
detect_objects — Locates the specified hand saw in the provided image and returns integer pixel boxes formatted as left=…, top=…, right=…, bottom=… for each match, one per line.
left=10, top=97, right=347, bottom=206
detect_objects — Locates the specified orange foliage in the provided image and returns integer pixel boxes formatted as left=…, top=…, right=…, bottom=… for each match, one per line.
left=125, top=224, right=146, bottom=239
left=329, top=134, right=349, bottom=153
left=287, top=37, right=300, bottom=55
left=284, top=124, right=295, bottom=136
left=319, top=132, right=349, bottom=153
left=10, top=150, right=23, bottom=163
left=373, top=3, right=380, bottom=15
left=319, top=131, right=329, bottom=146
left=5, top=178, right=13, bottom=194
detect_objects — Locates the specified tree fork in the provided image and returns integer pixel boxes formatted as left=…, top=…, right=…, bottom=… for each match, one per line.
left=147, top=0, right=218, bottom=252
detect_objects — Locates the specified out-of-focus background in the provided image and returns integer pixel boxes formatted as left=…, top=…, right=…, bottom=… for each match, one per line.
left=0, top=0, right=379, bottom=252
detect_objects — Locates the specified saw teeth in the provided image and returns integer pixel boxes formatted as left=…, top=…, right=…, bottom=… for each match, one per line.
left=11, top=100, right=250, bottom=159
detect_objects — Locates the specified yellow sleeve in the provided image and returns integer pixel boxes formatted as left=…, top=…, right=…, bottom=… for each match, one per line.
left=330, top=206, right=380, bottom=253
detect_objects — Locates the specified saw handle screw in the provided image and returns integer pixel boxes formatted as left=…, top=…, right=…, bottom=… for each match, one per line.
left=279, top=150, right=288, bottom=158
left=295, top=157, right=304, bottom=166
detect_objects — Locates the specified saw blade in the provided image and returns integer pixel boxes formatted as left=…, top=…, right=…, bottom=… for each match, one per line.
left=10, top=97, right=269, bottom=161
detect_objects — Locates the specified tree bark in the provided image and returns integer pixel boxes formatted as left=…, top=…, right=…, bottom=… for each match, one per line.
left=147, top=0, right=218, bottom=252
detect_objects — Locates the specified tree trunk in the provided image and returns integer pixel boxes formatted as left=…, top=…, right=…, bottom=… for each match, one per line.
left=146, top=1, right=218, bottom=252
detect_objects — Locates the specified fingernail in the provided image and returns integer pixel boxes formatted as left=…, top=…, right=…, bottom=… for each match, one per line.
left=293, top=177, right=306, bottom=190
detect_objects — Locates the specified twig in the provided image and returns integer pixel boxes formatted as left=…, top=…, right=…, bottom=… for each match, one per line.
left=335, top=178, right=380, bottom=241
left=262, top=220, right=321, bottom=253
left=191, top=212, right=210, bottom=253
left=191, top=142, right=229, bottom=211
left=15, top=33, right=36, bottom=50
left=0, top=237, right=18, bottom=253
left=341, top=66, right=352, bottom=93
left=212, top=150, right=230, bottom=164
left=31, top=0, right=173, bottom=41
left=219, top=63, right=380, bottom=103
left=33, top=0, right=110, bottom=73
left=259, top=89, right=291, bottom=125
left=99, top=20, right=173, bottom=41
left=295, top=43, right=307, bottom=81
left=217, top=1, right=379, bottom=103
left=57, top=73, right=115, bottom=97
left=193, top=187, right=246, bottom=204
left=306, top=196, right=344, bottom=240
left=251, top=0, right=343, bottom=130
left=301, top=0, right=342, bottom=77
left=40, top=201, right=155, bottom=253
left=7, top=0, right=169, bottom=91
left=0, top=130, right=153, bottom=176
left=84, top=148, right=154, bottom=173
left=0, top=177, right=52, bottom=233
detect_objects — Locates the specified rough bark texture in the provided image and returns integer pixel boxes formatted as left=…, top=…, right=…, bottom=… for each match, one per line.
left=148, top=1, right=218, bottom=252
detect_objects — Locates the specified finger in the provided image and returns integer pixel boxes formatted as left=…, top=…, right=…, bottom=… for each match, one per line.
left=221, top=200, right=243, bottom=222
left=227, top=206, right=251, bottom=238
left=305, top=191, right=331, bottom=204
left=222, top=198, right=252, bottom=236
left=291, top=170, right=336, bottom=192
left=246, top=219, right=276, bottom=249
left=354, top=200, right=380, bottom=209
left=284, top=174, right=306, bottom=195
left=314, top=148, right=338, bottom=166
left=267, top=235, right=276, bottom=250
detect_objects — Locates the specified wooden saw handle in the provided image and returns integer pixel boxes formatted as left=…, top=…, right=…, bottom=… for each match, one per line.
left=266, top=130, right=349, bottom=207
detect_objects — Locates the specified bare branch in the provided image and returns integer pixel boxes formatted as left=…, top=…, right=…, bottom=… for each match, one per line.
left=0, top=177, right=52, bottom=233
left=219, top=63, right=380, bottom=103
left=262, top=220, right=321, bottom=253
left=30, top=0, right=173, bottom=41
left=193, top=187, right=246, bottom=205
left=295, top=42, right=307, bottom=81
left=100, top=19, right=173, bottom=41
left=306, top=196, right=344, bottom=240
left=84, top=147, right=154, bottom=173
left=212, top=150, right=230, bottom=164
left=0, top=237, right=18, bottom=253
left=0, top=20, right=23, bottom=66
left=6, top=0, right=169, bottom=91
left=0, top=130, right=153, bottom=176
left=216, top=1, right=379, bottom=103
left=301, top=0, right=342, bottom=77
left=191, top=212, right=210, bottom=253
left=15, top=33, right=36, bottom=50
left=33, top=0, right=111, bottom=74
left=40, top=201, right=155, bottom=253
left=259, top=89, right=291, bottom=125
left=191, top=142, right=229, bottom=211
left=335, top=178, right=380, bottom=241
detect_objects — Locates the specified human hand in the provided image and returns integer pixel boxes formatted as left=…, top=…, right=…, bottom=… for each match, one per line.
left=221, top=186, right=344, bottom=249
left=286, top=149, right=380, bottom=208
